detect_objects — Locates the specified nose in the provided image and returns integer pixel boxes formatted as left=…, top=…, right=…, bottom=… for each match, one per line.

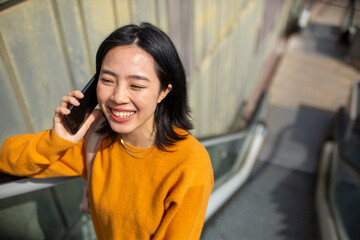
left=111, top=84, right=130, bottom=104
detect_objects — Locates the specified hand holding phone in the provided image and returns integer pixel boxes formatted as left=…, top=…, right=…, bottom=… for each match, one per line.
left=64, top=76, right=99, bottom=134
left=53, top=76, right=99, bottom=142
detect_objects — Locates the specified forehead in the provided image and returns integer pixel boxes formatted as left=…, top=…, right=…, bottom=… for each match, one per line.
left=102, top=45, right=156, bottom=72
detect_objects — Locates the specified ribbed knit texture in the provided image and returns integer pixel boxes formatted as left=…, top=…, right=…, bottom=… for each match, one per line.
left=0, top=128, right=214, bottom=239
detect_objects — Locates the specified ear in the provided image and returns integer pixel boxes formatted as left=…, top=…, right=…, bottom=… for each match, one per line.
left=157, top=84, right=172, bottom=103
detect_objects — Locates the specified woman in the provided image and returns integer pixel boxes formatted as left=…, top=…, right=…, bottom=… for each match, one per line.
left=0, top=22, right=213, bottom=239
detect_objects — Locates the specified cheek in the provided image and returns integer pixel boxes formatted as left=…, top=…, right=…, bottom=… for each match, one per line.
left=96, top=84, right=108, bottom=104
left=148, top=92, right=163, bottom=105
left=132, top=93, right=159, bottom=113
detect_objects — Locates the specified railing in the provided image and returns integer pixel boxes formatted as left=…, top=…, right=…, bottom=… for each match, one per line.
left=317, top=80, right=360, bottom=240
left=203, top=92, right=268, bottom=221
left=0, top=175, right=78, bottom=200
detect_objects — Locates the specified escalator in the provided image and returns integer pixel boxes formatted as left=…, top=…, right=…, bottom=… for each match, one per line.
left=201, top=96, right=318, bottom=239
left=317, top=80, right=360, bottom=240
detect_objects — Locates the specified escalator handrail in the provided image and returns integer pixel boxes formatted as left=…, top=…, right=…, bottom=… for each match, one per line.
left=200, top=91, right=269, bottom=148
left=334, top=79, right=360, bottom=187
left=201, top=131, right=247, bottom=148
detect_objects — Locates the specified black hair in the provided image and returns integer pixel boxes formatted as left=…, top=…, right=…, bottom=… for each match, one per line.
left=95, top=22, right=193, bottom=150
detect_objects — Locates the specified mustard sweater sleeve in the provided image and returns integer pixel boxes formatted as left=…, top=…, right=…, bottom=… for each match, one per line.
left=0, top=129, right=85, bottom=178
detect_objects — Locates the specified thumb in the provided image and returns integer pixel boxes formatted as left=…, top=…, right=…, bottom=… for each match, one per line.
left=77, top=109, right=101, bottom=136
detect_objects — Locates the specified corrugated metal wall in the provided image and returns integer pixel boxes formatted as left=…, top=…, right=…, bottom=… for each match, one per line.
left=0, top=0, right=303, bottom=142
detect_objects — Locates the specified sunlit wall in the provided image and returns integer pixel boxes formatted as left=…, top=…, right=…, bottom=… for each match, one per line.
left=0, top=0, right=305, bottom=141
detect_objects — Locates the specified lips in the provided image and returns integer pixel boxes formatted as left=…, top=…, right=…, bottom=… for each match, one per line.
left=109, top=108, right=136, bottom=122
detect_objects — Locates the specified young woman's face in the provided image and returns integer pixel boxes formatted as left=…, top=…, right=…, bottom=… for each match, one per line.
left=97, top=45, right=171, bottom=141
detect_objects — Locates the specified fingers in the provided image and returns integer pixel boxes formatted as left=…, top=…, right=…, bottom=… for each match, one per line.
left=54, top=106, right=70, bottom=117
left=60, top=90, right=84, bottom=108
left=54, top=90, right=84, bottom=123
left=69, top=90, right=84, bottom=99
left=53, top=91, right=98, bottom=142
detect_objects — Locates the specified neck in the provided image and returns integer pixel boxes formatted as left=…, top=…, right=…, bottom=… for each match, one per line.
left=120, top=130, right=156, bottom=148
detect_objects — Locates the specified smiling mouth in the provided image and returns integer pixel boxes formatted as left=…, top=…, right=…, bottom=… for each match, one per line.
left=110, top=109, right=135, bottom=118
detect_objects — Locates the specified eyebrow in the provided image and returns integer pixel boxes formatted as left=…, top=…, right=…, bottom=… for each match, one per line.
left=127, top=74, right=150, bottom=81
left=101, top=69, right=150, bottom=82
left=101, top=69, right=117, bottom=77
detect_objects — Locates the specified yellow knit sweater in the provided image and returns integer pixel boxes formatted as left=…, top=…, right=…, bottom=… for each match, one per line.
left=0, top=128, right=214, bottom=239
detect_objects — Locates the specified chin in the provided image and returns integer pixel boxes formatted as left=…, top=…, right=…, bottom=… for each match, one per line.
left=108, top=121, right=134, bottom=135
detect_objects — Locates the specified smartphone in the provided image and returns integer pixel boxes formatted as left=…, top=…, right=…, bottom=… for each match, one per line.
left=64, top=76, right=98, bottom=134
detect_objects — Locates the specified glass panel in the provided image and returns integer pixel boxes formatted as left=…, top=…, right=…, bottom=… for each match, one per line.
left=0, top=178, right=94, bottom=240
left=334, top=160, right=360, bottom=239
left=206, top=138, right=245, bottom=182
left=342, top=133, right=360, bottom=171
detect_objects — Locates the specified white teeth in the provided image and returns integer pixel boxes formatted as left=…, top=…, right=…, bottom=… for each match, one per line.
left=111, top=110, right=135, bottom=118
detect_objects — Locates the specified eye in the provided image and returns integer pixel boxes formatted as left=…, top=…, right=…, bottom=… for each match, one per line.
left=100, top=78, right=113, bottom=84
left=131, top=85, right=144, bottom=90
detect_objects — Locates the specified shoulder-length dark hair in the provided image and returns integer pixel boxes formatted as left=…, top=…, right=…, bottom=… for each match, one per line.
left=95, top=22, right=193, bottom=150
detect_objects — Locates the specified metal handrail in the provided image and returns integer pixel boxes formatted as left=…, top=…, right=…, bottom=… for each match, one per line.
left=205, top=122, right=266, bottom=221
left=201, top=131, right=247, bottom=148
left=339, top=79, right=360, bottom=186
left=204, top=91, right=268, bottom=220
left=344, top=80, right=359, bottom=141
left=328, top=144, right=350, bottom=240
left=201, top=91, right=268, bottom=148
left=317, top=80, right=360, bottom=240
left=316, top=141, right=340, bottom=240
left=0, top=176, right=78, bottom=200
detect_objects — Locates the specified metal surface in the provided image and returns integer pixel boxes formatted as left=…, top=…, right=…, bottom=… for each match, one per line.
left=0, top=176, right=77, bottom=200
left=205, top=123, right=266, bottom=221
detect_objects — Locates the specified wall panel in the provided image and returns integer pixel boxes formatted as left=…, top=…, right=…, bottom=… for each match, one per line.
left=79, top=0, right=116, bottom=63
left=156, top=0, right=168, bottom=32
left=0, top=0, right=72, bottom=132
left=193, top=0, right=204, bottom=66
left=114, top=0, right=133, bottom=26
left=0, top=0, right=304, bottom=138
left=0, top=57, right=28, bottom=143
left=55, top=0, right=93, bottom=88
left=132, top=0, right=157, bottom=24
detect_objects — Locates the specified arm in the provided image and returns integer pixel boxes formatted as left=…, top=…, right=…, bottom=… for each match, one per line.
left=0, top=90, right=100, bottom=179
left=153, top=180, right=213, bottom=240
left=0, top=129, right=85, bottom=178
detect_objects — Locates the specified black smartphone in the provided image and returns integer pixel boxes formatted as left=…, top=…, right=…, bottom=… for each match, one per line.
left=64, top=76, right=98, bottom=134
